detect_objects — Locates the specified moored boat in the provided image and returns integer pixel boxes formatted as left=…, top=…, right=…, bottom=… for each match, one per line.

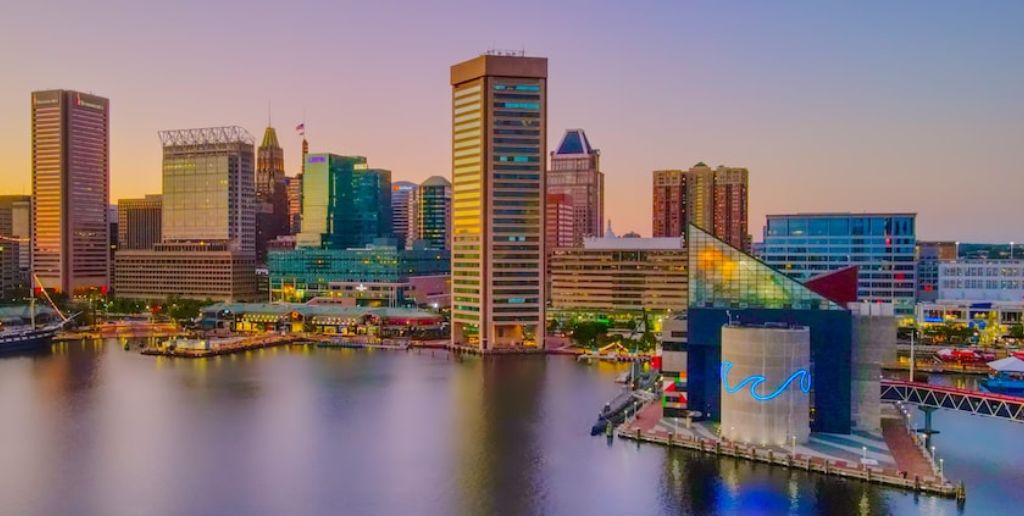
left=981, top=356, right=1024, bottom=397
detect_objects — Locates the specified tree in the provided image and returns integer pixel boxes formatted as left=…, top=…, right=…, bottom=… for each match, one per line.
left=1010, top=323, right=1024, bottom=340
left=570, top=321, right=608, bottom=349
left=165, top=297, right=212, bottom=322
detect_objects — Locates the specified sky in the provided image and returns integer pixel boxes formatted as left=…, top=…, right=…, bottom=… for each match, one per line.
left=1, top=0, right=1022, bottom=241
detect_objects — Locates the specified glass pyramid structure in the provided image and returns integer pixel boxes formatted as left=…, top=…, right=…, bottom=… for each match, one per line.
left=688, top=224, right=843, bottom=310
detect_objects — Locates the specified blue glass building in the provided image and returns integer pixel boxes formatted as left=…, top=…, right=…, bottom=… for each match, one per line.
left=268, top=244, right=449, bottom=303
left=761, top=213, right=916, bottom=315
left=296, top=153, right=392, bottom=250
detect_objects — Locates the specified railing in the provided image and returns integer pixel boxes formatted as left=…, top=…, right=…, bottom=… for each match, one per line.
left=881, top=380, right=1024, bottom=422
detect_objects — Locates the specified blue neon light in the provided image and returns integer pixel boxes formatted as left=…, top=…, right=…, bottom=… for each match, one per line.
left=721, top=361, right=811, bottom=401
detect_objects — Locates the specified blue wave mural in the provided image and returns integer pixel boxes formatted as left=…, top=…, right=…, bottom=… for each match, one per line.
left=721, top=361, right=812, bottom=401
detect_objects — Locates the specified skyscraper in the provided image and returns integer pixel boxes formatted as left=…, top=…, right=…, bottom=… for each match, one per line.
left=31, top=90, right=110, bottom=294
left=297, top=153, right=391, bottom=250
left=408, top=176, right=451, bottom=250
left=712, top=166, right=750, bottom=250
left=547, top=129, right=603, bottom=243
left=450, top=52, right=547, bottom=351
left=255, top=126, right=290, bottom=260
left=256, top=126, right=285, bottom=198
left=117, top=194, right=162, bottom=250
left=160, top=126, right=256, bottom=255
left=391, top=181, right=417, bottom=248
left=113, top=127, right=258, bottom=301
left=652, top=163, right=749, bottom=250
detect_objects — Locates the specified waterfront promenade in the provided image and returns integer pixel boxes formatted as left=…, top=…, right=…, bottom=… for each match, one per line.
left=618, top=399, right=960, bottom=499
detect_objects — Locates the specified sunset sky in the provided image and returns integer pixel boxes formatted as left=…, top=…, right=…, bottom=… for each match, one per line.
left=1, top=1, right=1022, bottom=241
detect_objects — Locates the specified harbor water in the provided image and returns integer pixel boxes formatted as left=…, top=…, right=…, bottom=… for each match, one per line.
left=0, top=339, right=1021, bottom=515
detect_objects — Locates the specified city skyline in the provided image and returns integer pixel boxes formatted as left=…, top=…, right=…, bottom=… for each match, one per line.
left=2, top=1, right=1023, bottom=242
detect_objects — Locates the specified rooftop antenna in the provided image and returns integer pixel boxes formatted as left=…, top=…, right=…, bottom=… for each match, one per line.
left=267, top=99, right=272, bottom=126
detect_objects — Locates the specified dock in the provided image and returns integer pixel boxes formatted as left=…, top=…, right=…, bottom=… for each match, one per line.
left=141, top=334, right=303, bottom=358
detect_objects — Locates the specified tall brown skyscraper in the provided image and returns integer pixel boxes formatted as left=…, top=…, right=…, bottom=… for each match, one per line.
left=547, top=129, right=603, bottom=244
left=450, top=52, right=547, bottom=352
left=711, top=166, right=749, bottom=250
left=652, top=163, right=749, bottom=250
left=31, top=90, right=110, bottom=294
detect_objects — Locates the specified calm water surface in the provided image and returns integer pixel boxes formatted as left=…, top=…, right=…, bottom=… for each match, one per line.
left=0, top=340, right=1020, bottom=516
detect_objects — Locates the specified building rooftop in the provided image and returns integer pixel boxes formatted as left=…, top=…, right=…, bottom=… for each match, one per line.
left=421, top=176, right=451, bottom=187
left=582, top=237, right=683, bottom=250
left=554, top=129, right=596, bottom=156
left=260, top=126, right=280, bottom=149
left=766, top=212, right=917, bottom=218
left=201, top=302, right=442, bottom=320
left=158, top=126, right=255, bottom=147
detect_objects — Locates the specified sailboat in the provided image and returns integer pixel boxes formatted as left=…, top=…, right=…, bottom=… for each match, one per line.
left=0, top=275, right=71, bottom=354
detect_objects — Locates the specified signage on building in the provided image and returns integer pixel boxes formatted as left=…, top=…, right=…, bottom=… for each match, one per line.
left=721, top=361, right=811, bottom=401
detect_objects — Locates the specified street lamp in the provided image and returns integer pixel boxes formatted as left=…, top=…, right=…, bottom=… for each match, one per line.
left=931, top=445, right=936, bottom=458
left=939, top=458, right=944, bottom=475
left=862, top=446, right=868, bottom=461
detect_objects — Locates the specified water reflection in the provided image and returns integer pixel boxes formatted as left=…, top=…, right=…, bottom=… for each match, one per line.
left=0, top=341, right=1013, bottom=516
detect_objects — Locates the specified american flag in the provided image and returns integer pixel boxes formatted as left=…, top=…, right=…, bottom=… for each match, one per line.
left=295, top=123, right=305, bottom=136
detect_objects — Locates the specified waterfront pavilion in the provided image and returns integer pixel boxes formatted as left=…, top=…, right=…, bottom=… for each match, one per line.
left=200, top=303, right=445, bottom=338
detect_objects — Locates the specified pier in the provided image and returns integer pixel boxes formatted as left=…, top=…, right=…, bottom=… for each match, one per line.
left=617, top=399, right=962, bottom=500
left=141, top=334, right=303, bottom=358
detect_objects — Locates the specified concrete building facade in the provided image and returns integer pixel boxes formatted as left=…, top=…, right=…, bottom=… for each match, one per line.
left=549, top=237, right=687, bottom=314
left=938, top=259, right=1024, bottom=302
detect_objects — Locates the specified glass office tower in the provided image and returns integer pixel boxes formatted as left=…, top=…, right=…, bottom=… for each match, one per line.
left=297, top=153, right=391, bottom=250
left=159, top=126, right=256, bottom=256
left=450, top=52, right=547, bottom=351
left=761, top=213, right=917, bottom=314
